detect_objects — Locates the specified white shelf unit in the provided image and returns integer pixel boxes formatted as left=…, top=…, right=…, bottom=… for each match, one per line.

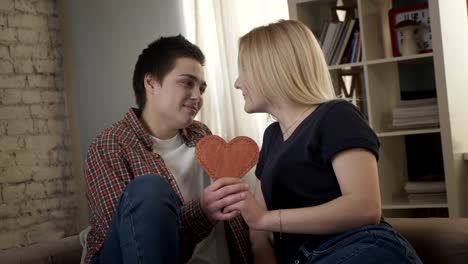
left=367, top=52, right=433, bottom=65
left=329, top=62, right=363, bottom=70
left=382, top=195, right=448, bottom=210
left=377, top=128, right=441, bottom=138
left=288, top=0, right=468, bottom=217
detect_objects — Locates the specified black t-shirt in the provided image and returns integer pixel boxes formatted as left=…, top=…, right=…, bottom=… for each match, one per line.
left=255, top=100, right=380, bottom=263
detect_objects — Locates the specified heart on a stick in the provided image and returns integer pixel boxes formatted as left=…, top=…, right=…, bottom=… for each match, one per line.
left=195, top=135, right=259, bottom=180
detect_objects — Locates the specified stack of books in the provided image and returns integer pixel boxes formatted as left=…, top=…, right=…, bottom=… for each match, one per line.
left=318, top=19, right=361, bottom=65
left=392, top=98, right=439, bottom=129
left=404, top=181, right=446, bottom=203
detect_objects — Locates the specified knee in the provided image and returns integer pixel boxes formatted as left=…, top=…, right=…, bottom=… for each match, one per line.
left=125, top=174, right=178, bottom=206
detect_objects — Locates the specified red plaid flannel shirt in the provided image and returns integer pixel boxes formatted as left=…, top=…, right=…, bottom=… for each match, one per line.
left=84, top=108, right=252, bottom=263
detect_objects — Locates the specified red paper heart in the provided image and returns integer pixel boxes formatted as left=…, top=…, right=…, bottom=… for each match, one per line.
left=195, top=135, right=259, bottom=180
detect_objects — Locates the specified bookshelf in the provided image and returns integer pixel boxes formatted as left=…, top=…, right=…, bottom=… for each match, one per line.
left=329, top=62, right=363, bottom=70
left=377, top=127, right=440, bottom=138
left=288, top=0, right=468, bottom=217
left=366, top=52, right=433, bottom=65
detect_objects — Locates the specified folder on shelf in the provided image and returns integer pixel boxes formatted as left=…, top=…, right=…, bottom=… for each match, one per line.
left=321, top=22, right=340, bottom=62
left=407, top=193, right=447, bottom=203
left=332, top=19, right=357, bottom=65
left=319, top=19, right=361, bottom=66
left=404, top=181, right=446, bottom=194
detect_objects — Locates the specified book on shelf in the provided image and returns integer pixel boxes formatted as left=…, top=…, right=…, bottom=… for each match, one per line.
left=318, top=21, right=329, bottom=44
left=407, top=193, right=447, bottom=203
left=318, top=19, right=360, bottom=66
left=340, top=28, right=360, bottom=65
left=404, top=180, right=446, bottom=203
left=349, top=31, right=361, bottom=64
left=396, top=98, right=438, bottom=107
left=328, top=22, right=345, bottom=63
left=391, top=98, right=439, bottom=129
left=320, top=22, right=340, bottom=63
left=404, top=181, right=446, bottom=194
left=332, top=19, right=356, bottom=65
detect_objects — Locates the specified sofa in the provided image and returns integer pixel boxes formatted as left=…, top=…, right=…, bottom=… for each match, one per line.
left=1, top=218, right=467, bottom=264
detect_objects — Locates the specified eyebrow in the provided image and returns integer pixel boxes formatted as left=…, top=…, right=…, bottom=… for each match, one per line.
left=179, top=74, right=207, bottom=88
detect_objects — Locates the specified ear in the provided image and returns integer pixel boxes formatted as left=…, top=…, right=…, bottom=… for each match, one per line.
left=143, top=73, right=160, bottom=95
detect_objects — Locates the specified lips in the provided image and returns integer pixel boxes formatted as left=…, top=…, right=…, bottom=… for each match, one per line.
left=183, top=104, right=198, bottom=113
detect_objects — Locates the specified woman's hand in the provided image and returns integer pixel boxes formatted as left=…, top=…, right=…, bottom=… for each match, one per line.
left=200, top=177, right=249, bottom=224
left=224, top=191, right=268, bottom=230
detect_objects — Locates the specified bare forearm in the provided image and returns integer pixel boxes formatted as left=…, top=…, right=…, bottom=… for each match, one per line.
left=260, top=195, right=381, bottom=235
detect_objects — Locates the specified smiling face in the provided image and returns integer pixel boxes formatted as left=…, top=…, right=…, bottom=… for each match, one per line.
left=145, top=57, right=206, bottom=130
left=234, top=68, right=267, bottom=114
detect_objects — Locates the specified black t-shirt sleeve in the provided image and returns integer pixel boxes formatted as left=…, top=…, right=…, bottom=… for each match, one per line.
left=255, top=123, right=276, bottom=180
left=319, top=101, right=380, bottom=163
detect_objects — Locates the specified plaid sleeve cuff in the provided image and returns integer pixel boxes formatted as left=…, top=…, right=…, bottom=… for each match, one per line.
left=180, top=198, right=214, bottom=241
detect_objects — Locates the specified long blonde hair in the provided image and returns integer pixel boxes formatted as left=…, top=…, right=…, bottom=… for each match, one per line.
left=238, top=19, right=336, bottom=106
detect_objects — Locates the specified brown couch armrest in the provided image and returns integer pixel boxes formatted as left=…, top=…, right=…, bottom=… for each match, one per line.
left=387, top=217, right=468, bottom=264
left=0, top=235, right=82, bottom=264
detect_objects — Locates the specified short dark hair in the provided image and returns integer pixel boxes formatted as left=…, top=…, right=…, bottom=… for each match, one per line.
left=132, top=35, right=205, bottom=109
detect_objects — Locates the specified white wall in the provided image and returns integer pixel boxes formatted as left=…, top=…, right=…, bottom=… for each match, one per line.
left=65, top=0, right=186, bottom=155
left=61, top=0, right=186, bottom=229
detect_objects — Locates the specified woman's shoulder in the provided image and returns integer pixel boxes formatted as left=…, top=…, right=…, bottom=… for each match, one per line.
left=313, top=99, right=372, bottom=137
left=319, top=99, right=356, bottom=113
left=317, top=99, right=365, bottom=121
left=264, top=121, right=280, bottom=139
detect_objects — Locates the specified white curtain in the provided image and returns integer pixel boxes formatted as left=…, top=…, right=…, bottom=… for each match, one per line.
left=182, top=0, right=289, bottom=187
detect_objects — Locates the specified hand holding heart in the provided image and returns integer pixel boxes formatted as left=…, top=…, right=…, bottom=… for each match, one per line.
left=196, top=135, right=260, bottom=223
left=199, top=177, right=249, bottom=223
left=223, top=189, right=268, bottom=230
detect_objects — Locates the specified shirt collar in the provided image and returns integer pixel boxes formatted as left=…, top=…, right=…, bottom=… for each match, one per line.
left=124, top=108, right=197, bottom=150
left=151, top=132, right=183, bottom=150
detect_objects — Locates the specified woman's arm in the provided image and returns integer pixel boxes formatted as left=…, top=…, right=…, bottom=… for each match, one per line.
left=251, top=179, right=277, bottom=264
left=259, top=148, right=381, bottom=234
left=226, top=148, right=381, bottom=235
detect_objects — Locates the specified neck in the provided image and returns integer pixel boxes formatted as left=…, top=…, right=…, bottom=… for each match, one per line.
left=140, top=107, right=179, bottom=139
left=269, top=102, right=315, bottom=136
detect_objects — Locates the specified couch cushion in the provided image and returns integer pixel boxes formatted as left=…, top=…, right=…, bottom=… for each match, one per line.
left=387, top=218, right=468, bottom=264
left=1, top=218, right=467, bottom=263
left=0, top=235, right=81, bottom=264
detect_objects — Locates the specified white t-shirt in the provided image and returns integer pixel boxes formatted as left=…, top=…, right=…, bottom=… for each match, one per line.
left=152, top=133, right=230, bottom=264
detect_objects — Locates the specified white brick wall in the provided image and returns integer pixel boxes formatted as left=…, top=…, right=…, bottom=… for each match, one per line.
left=14, top=0, right=36, bottom=14
left=0, top=1, right=14, bottom=12
left=0, top=60, right=14, bottom=73
left=0, top=46, right=10, bottom=59
left=0, top=75, right=26, bottom=88
left=13, top=58, right=34, bottom=73
left=17, top=29, right=39, bottom=44
left=0, top=0, right=78, bottom=249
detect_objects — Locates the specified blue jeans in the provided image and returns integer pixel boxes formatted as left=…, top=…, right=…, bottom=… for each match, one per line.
left=91, top=174, right=181, bottom=264
left=293, top=223, right=422, bottom=264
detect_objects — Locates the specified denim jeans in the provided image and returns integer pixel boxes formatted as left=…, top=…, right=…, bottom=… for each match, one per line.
left=91, top=174, right=181, bottom=264
left=292, top=222, right=422, bottom=264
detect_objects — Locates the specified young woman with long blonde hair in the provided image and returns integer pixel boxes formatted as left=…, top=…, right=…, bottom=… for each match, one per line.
left=226, top=20, right=421, bottom=264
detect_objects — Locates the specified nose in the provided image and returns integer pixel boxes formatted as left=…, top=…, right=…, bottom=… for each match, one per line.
left=191, top=86, right=202, bottom=101
left=234, top=78, right=241, bottom=89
